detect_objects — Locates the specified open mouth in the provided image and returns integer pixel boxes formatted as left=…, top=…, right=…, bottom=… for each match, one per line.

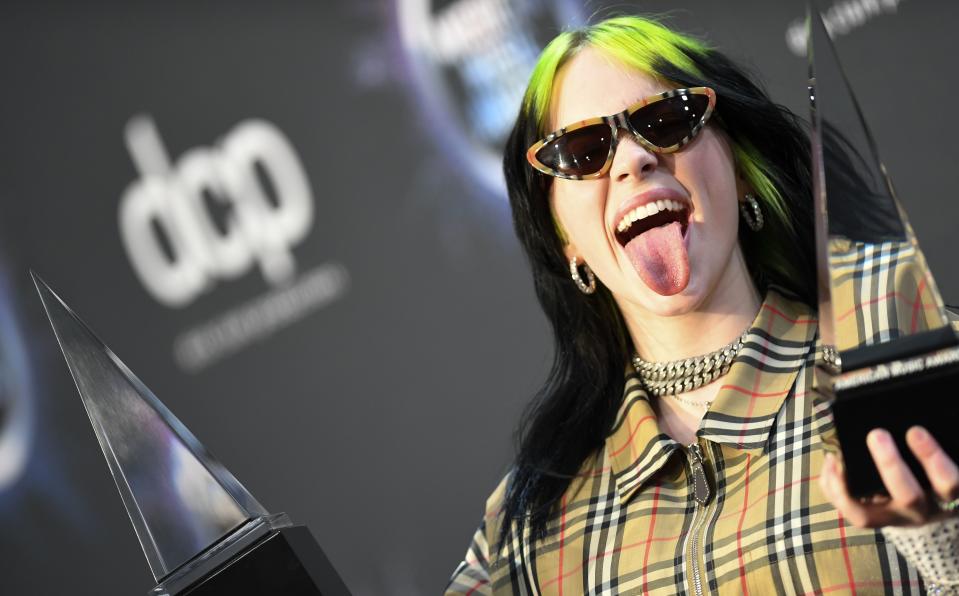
left=614, top=199, right=690, bottom=247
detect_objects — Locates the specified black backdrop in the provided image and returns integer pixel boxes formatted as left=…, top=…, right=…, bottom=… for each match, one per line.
left=0, top=1, right=956, bottom=594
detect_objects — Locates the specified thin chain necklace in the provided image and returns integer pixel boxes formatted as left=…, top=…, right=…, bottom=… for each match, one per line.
left=631, top=328, right=750, bottom=409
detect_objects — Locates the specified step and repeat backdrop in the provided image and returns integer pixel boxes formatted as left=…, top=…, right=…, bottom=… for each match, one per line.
left=0, top=0, right=956, bottom=594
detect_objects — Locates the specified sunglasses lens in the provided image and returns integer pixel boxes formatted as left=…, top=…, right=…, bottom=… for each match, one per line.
left=535, top=124, right=612, bottom=177
left=628, top=93, right=710, bottom=148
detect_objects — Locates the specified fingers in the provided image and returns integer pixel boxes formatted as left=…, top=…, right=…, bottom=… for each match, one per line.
left=866, top=429, right=926, bottom=520
left=906, top=425, right=959, bottom=503
left=821, top=428, right=959, bottom=528
left=819, top=453, right=891, bottom=528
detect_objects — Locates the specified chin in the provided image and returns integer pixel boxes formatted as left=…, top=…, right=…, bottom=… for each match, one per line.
left=628, top=278, right=709, bottom=318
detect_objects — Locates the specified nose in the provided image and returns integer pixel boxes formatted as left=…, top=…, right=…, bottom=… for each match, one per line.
left=610, top=131, right=657, bottom=182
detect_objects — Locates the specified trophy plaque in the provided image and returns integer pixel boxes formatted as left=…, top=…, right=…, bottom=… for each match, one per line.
left=807, top=5, right=959, bottom=498
left=33, top=273, right=350, bottom=595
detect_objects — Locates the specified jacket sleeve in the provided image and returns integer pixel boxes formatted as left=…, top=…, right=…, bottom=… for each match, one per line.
left=446, top=473, right=513, bottom=595
left=445, top=517, right=492, bottom=596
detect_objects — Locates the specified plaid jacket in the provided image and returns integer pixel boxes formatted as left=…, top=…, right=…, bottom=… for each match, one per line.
left=447, top=287, right=934, bottom=595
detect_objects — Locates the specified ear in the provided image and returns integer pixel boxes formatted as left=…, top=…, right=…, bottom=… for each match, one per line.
left=562, top=241, right=579, bottom=264
left=734, top=170, right=752, bottom=205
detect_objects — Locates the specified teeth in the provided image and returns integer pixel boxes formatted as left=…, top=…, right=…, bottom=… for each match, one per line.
left=617, top=199, right=686, bottom=234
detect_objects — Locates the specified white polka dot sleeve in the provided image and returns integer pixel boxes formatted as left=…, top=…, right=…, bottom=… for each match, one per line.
left=883, top=517, right=959, bottom=595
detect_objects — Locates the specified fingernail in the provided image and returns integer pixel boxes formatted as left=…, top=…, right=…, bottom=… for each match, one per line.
left=912, top=426, right=929, bottom=442
left=868, top=429, right=891, bottom=452
left=822, top=453, right=835, bottom=478
left=818, top=459, right=830, bottom=491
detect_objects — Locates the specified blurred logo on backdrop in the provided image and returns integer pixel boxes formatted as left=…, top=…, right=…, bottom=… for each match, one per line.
left=394, top=0, right=586, bottom=199
left=785, top=0, right=905, bottom=56
left=119, top=117, right=349, bottom=372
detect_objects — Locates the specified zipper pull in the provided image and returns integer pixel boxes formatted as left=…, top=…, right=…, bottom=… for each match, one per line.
left=687, top=443, right=712, bottom=506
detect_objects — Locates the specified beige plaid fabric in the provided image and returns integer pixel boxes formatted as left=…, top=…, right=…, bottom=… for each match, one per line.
left=827, top=239, right=949, bottom=351
left=447, top=286, right=935, bottom=595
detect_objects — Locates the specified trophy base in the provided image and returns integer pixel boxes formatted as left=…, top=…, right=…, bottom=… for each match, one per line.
left=822, top=345, right=959, bottom=498
left=151, top=514, right=350, bottom=596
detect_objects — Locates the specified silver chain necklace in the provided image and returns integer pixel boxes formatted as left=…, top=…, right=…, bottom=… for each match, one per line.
left=631, top=329, right=750, bottom=406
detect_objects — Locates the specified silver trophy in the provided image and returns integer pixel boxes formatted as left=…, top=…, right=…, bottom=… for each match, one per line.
left=807, top=4, right=959, bottom=497
left=33, top=273, right=350, bottom=595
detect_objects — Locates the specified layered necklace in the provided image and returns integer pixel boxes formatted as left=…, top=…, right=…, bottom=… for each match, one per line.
left=631, top=328, right=750, bottom=409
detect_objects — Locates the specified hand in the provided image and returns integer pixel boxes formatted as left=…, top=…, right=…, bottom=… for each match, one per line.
left=819, top=426, right=959, bottom=528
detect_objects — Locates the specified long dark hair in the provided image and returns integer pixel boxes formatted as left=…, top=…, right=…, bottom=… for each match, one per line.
left=500, top=16, right=817, bottom=546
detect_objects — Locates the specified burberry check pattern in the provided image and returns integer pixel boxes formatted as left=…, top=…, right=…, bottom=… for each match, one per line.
left=827, top=239, right=948, bottom=351
left=447, top=288, right=938, bottom=595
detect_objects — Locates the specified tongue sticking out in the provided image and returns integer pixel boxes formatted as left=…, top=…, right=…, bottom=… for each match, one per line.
left=624, top=221, right=690, bottom=296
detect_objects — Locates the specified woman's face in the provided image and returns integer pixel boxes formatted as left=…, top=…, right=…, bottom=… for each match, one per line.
left=548, top=47, right=748, bottom=318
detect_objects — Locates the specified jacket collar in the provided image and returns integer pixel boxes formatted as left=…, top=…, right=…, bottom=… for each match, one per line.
left=605, top=289, right=818, bottom=503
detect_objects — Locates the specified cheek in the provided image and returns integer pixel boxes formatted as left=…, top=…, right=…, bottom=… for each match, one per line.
left=549, top=180, right=608, bottom=247
left=683, top=150, right=739, bottom=227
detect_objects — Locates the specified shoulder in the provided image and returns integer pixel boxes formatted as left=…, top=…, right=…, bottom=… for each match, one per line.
left=445, top=473, right=513, bottom=596
left=479, top=451, right=609, bottom=551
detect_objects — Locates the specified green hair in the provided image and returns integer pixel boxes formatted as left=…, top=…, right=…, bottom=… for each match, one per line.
left=523, top=17, right=709, bottom=126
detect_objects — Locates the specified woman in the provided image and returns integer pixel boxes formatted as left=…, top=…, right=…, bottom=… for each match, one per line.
left=447, top=16, right=959, bottom=595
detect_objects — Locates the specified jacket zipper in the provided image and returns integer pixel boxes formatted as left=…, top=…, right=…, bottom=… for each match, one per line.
left=687, top=442, right=713, bottom=596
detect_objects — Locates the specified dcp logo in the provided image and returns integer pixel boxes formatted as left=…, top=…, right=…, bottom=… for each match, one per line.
left=119, top=116, right=314, bottom=308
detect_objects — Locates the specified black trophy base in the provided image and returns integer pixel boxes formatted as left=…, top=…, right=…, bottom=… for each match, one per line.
left=169, top=525, right=350, bottom=596
left=827, top=347, right=959, bottom=498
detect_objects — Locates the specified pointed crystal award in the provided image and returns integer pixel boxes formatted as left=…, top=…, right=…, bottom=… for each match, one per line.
left=807, top=4, right=959, bottom=497
left=33, top=273, right=350, bottom=595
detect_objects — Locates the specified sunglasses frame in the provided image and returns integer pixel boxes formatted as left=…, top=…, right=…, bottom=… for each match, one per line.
left=525, top=87, right=717, bottom=180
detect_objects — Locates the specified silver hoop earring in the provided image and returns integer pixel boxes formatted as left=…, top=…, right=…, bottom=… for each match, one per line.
left=740, top=193, right=764, bottom=232
left=569, top=256, right=596, bottom=295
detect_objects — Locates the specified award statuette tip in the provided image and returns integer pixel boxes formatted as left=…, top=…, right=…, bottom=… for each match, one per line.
left=32, top=272, right=350, bottom=595
left=806, top=3, right=959, bottom=497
